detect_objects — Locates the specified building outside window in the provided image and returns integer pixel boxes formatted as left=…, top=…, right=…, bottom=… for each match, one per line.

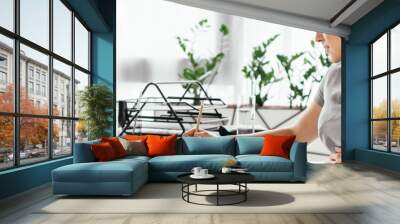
left=0, top=54, right=7, bottom=67
left=28, top=81, right=34, bottom=94
left=35, top=83, right=40, bottom=95
left=41, top=73, right=46, bottom=83
left=28, top=66, right=34, bottom=80
left=0, top=71, right=6, bottom=84
left=0, top=54, right=7, bottom=90
left=0, top=0, right=91, bottom=170
left=41, top=85, right=46, bottom=97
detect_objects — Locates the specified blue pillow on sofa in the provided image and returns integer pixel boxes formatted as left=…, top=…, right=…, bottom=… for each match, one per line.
left=73, top=139, right=100, bottom=163
left=182, top=136, right=235, bottom=155
left=236, top=137, right=264, bottom=155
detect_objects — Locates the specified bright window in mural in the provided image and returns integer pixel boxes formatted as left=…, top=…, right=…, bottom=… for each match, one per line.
left=117, top=0, right=342, bottom=163
left=0, top=0, right=91, bottom=170
left=371, top=23, right=400, bottom=153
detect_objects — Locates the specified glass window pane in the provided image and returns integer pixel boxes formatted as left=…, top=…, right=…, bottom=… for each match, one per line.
left=0, top=0, right=14, bottom=31
left=391, top=24, right=400, bottom=70
left=20, top=44, right=49, bottom=115
left=391, top=72, right=400, bottom=118
left=74, top=69, right=89, bottom=118
left=53, top=59, right=72, bottom=117
left=0, top=34, right=14, bottom=112
left=53, top=119, right=72, bottom=157
left=20, top=117, right=49, bottom=165
left=75, top=18, right=89, bottom=69
left=391, top=120, right=400, bottom=153
left=372, top=33, right=387, bottom=76
left=75, top=120, right=88, bottom=143
left=372, top=77, right=387, bottom=119
left=20, top=0, right=49, bottom=48
left=0, top=116, right=14, bottom=170
left=53, top=0, right=72, bottom=60
left=372, top=121, right=388, bottom=151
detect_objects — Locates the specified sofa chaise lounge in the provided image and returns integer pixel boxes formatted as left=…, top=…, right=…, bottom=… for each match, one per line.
left=52, top=136, right=307, bottom=196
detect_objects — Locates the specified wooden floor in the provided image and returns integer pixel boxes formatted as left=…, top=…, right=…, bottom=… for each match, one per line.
left=1, top=160, right=400, bottom=224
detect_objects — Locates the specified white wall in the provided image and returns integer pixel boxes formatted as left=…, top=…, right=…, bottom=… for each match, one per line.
left=116, top=0, right=326, bottom=105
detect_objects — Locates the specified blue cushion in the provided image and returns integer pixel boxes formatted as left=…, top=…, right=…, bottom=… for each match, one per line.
left=236, top=137, right=264, bottom=155
left=73, top=140, right=100, bottom=163
left=236, top=155, right=293, bottom=172
left=181, top=136, right=235, bottom=155
left=149, top=154, right=235, bottom=172
left=117, top=155, right=150, bottom=163
left=53, top=159, right=147, bottom=183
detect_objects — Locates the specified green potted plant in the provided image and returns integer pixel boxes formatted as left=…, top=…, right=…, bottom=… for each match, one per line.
left=79, top=84, right=113, bottom=140
left=176, top=19, right=229, bottom=105
left=242, top=34, right=282, bottom=107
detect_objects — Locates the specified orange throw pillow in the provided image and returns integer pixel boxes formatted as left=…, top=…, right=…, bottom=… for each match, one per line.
left=146, top=135, right=177, bottom=157
left=101, top=137, right=127, bottom=158
left=124, top=135, right=148, bottom=142
left=91, top=142, right=117, bottom=161
left=260, top=134, right=296, bottom=159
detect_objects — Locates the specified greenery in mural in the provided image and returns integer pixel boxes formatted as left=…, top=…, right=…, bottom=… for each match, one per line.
left=79, top=84, right=113, bottom=140
left=277, top=40, right=331, bottom=109
left=242, top=34, right=282, bottom=106
left=176, top=19, right=229, bottom=103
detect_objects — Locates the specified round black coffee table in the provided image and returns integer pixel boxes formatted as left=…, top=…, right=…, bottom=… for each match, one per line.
left=177, top=173, right=255, bottom=206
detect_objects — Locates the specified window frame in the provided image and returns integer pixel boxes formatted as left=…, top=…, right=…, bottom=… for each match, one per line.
left=370, top=21, right=400, bottom=154
left=0, top=0, right=91, bottom=171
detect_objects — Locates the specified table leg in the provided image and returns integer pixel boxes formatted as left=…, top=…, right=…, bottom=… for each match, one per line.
left=217, top=184, right=220, bottom=206
left=195, top=184, right=198, bottom=192
left=245, top=183, right=247, bottom=201
left=187, top=184, right=190, bottom=202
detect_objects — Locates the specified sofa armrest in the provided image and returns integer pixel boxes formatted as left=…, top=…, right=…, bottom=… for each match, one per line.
left=289, top=142, right=307, bottom=181
left=73, top=140, right=100, bottom=163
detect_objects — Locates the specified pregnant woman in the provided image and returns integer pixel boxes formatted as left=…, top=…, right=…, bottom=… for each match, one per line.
left=184, top=32, right=342, bottom=163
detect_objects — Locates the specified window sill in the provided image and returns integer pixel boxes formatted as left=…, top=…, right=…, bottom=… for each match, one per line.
left=0, top=156, right=72, bottom=176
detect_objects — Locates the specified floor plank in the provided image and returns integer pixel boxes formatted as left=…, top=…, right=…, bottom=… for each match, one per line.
left=1, top=162, right=400, bottom=224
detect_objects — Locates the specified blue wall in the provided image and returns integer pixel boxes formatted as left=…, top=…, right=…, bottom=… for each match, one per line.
left=91, top=32, right=115, bottom=135
left=344, top=0, right=400, bottom=170
left=91, top=0, right=116, bottom=135
left=0, top=0, right=116, bottom=200
left=0, top=158, right=72, bottom=199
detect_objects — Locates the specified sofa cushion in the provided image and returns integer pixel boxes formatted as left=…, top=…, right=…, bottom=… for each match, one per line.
left=116, top=155, right=150, bottom=163
left=119, top=138, right=147, bottom=156
left=53, top=158, right=148, bottom=183
left=149, top=154, right=235, bottom=172
left=91, top=142, right=118, bottom=161
left=101, top=137, right=127, bottom=158
left=260, top=134, right=296, bottom=159
left=73, top=140, right=100, bottom=163
left=236, top=155, right=293, bottom=172
left=236, top=137, right=264, bottom=155
left=124, top=135, right=149, bottom=142
left=147, top=135, right=177, bottom=157
left=181, top=137, right=235, bottom=155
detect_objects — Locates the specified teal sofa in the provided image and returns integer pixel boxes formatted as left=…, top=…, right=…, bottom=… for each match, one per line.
left=52, top=137, right=307, bottom=196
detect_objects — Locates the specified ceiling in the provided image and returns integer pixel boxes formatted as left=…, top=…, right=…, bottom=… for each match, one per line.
left=226, top=0, right=352, bottom=23
left=165, top=0, right=384, bottom=37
